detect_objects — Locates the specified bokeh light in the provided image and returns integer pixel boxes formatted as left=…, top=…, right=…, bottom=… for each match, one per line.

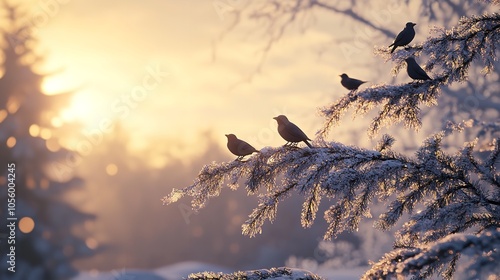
left=29, top=124, right=40, bottom=137
left=105, top=164, right=118, bottom=176
left=19, top=217, right=35, bottom=234
left=6, top=136, right=16, bottom=148
left=85, top=238, right=98, bottom=250
left=0, top=110, right=8, bottom=123
left=45, top=138, right=61, bottom=152
left=40, top=128, right=52, bottom=140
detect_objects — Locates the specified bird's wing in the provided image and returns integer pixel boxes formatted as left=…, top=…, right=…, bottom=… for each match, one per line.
left=288, top=123, right=310, bottom=141
left=352, top=78, right=366, bottom=86
left=239, top=141, right=256, bottom=153
left=416, top=65, right=430, bottom=78
left=392, top=29, right=406, bottom=45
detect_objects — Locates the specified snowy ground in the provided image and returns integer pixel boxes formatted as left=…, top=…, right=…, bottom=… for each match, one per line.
left=73, top=262, right=366, bottom=280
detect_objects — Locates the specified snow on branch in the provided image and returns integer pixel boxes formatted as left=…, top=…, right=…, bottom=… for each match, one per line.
left=363, top=228, right=500, bottom=279
left=319, top=13, right=500, bottom=138
left=187, top=267, right=324, bottom=280
left=163, top=126, right=500, bottom=244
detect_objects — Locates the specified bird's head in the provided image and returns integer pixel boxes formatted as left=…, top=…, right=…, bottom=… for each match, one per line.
left=340, top=73, right=348, bottom=79
left=406, top=22, right=416, bottom=27
left=273, top=115, right=289, bottom=124
left=225, top=134, right=237, bottom=140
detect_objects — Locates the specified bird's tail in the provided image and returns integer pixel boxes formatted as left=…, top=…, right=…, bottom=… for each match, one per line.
left=304, top=140, right=313, bottom=148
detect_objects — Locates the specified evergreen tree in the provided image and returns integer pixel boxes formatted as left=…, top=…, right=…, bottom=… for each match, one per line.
left=0, top=4, right=96, bottom=279
left=164, top=3, right=500, bottom=279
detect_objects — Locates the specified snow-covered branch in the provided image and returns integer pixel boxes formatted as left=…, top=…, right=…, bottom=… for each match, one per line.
left=363, top=228, right=500, bottom=279
left=319, top=13, right=500, bottom=138
left=164, top=128, right=500, bottom=241
left=187, top=267, right=324, bottom=280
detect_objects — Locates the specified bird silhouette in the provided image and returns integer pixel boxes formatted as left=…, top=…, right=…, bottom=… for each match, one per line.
left=340, top=73, right=367, bottom=91
left=225, top=134, right=259, bottom=161
left=273, top=115, right=313, bottom=148
left=389, top=22, right=416, bottom=53
left=405, top=57, right=431, bottom=81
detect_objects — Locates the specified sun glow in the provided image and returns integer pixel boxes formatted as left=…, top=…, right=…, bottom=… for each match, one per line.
left=41, top=72, right=101, bottom=127
left=41, top=72, right=82, bottom=96
left=59, top=90, right=99, bottom=124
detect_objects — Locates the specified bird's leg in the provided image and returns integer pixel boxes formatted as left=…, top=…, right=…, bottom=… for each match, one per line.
left=410, top=81, right=425, bottom=88
left=287, top=143, right=301, bottom=150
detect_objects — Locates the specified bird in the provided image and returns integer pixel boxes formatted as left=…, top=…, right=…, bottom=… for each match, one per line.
left=405, top=57, right=431, bottom=81
left=389, top=22, right=416, bottom=53
left=273, top=115, right=313, bottom=148
left=225, top=134, right=259, bottom=161
left=340, top=73, right=367, bottom=91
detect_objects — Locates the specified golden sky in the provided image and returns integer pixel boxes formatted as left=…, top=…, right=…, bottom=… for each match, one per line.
left=16, top=0, right=446, bottom=164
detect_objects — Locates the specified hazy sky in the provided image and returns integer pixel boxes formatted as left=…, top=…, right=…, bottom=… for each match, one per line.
left=13, top=0, right=494, bottom=167
left=14, top=0, right=433, bottom=166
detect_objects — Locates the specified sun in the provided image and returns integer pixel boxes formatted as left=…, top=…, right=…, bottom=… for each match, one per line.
left=42, top=74, right=99, bottom=126
left=41, top=70, right=81, bottom=96
left=58, top=90, right=99, bottom=124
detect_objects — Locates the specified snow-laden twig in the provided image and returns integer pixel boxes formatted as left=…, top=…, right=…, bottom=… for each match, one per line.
left=363, top=228, right=500, bottom=279
left=187, top=267, right=324, bottom=280
left=319, top=13, right=500, bottom=138
left=164, top=127, right=500, bottom=239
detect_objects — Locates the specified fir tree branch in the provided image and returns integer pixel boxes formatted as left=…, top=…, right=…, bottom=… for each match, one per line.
left=319, top=13, right=500, bottom=138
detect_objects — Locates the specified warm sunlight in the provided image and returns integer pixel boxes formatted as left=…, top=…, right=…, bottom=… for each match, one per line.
left=59, top=90, right=100, bottom=124
left=41, top=72, right=81, bottom=96
left=41, top=71, right=102, bottom=128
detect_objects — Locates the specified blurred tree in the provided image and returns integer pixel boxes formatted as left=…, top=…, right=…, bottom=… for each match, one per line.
left=0, top=3, right=96, bottom=279
left=165, top=1, right=500, bottom=279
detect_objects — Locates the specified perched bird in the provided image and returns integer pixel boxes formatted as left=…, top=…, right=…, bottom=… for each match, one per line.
left=405, top=57, right=431, bottom=81
left=389, top=22, right=416, bottom=53
left=225, top=134, right=259, bottom=161
left=273, top=115, right=313, bottom=148
left=340, top=73, right=367, bottom=91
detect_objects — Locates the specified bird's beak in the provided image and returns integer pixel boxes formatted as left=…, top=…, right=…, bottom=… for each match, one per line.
left=273, top=117, right=277, bottom=120
left=225, top=134, right=229, bottom=137
left=412, top=23, right=417, bottom=26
